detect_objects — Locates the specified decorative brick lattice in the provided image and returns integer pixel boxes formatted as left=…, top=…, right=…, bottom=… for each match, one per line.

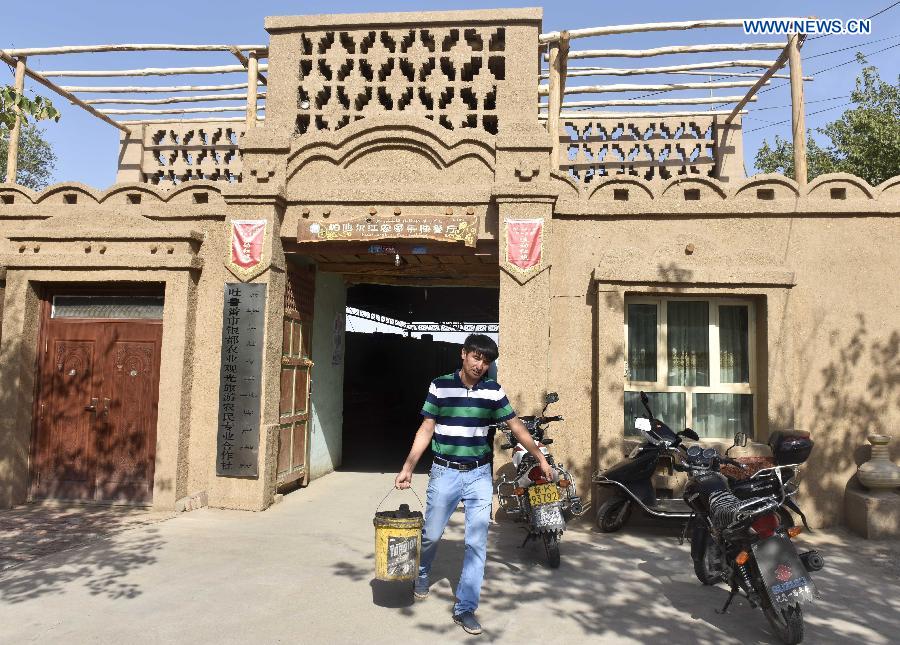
left=560, top=117, right=717, bottom=185
left=295, top=27, right=506, bottom=135
left=142, top=125, right=244, bottom=186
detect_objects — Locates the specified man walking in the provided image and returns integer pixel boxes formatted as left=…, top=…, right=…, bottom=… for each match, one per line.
left=394, top=334, right=552, bottom=635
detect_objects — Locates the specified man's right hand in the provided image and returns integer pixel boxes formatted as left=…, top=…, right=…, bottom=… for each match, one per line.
left=395, top=469, right=412, bottom=489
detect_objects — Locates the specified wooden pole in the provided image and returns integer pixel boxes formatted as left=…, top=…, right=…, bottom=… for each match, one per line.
left=246, top=52, right=259, bottom=128
left=724, top=45, right=792, bottom=125
left=562, top=42, right=784, bottom=61
left=0, top=50, right=129, bottom=133
left=543, top=95, right=756, bottom=109
left=2, top=44, right=267, bottom=56
left=547, top=109, right=749, bottom=120
left=544, top=60, right=779, bottom=77
left=119, top=116, right=264, bottom=125
left=38, top=64, right=269, bottom=77
left=61, top=82, right=261, bottom=93
left=6, top=57, right=27, bottom=183
left=230, top=47, right=267, bottom=86
left=539, top=79, right=762, bottom=96
left=547, top=33, right=569, bottom=170
left=539, top=17, right=803, bottom=43
left=788, top=34, right=807, bottom=189
left=85, top=93, right=263, bottom=105
left=98, top=106, right=261, bottom=115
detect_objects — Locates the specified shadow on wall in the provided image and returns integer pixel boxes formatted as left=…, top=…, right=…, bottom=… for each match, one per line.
left=783, top=314, right=900, bottom=525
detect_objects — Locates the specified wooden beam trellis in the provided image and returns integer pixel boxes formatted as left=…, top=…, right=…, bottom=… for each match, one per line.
left=1, top=44, right=267, bottom=56
left=37, top=63, right=270, bottom=78
left=60, top=82, right=262, bottom=93
left=541, top=109, right=749, bottom=119
left=0, top=50, right=129, bottom=133
left=229, top=47, right=268, bottom=86
left=540, top=95, right=757, bottom=109
left=119, top=116, right=264, bottom=125
left=539, top=79, right=764, bottom=96
left=539, top=17, right=804, bottom=44
left=98, top=105, right=265, bottom=115
left=561, top=42, right=785, bottom=61
left=84, top=93, right=264, bottom=105
left=723, top=39, right=801, bottom=125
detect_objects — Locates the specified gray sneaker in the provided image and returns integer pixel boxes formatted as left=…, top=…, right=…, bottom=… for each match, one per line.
left=452, top=611, right=482, bottom=635
left=413, top=576, right=429, bottom=600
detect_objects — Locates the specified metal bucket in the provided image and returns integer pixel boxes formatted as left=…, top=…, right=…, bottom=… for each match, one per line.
left=373, top=504, right=424, bottom=581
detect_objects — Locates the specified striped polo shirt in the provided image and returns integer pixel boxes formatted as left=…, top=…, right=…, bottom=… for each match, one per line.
left=421, top=371, right=516, bottom=462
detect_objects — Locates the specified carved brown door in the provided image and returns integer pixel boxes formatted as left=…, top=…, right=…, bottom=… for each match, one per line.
left=31, top=292, right=163, bottom=504
left=277, top=266, right=315, bottom=488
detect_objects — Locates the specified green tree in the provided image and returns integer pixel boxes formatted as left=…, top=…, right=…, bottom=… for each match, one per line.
left=1, top=85, right=60, bottom=130
left=1, top=85, right=60, bottom=186
left=755, top=57, right=900, bottom=186
left=0, top=123, right=57, bottom=189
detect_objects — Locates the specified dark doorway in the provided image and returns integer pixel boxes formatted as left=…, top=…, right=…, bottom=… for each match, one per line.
left=339, top=285, right=499, bottom=472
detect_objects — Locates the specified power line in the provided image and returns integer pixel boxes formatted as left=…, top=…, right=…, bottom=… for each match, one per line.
left=809, top=1, right=900, bottom=40
left=743, top=102, right=852, bottom=133
left=753, top=40, right=900, bottom=99
left=748, top=94, right=850, bottom=111
left=806, top=32, right=900, bottom=58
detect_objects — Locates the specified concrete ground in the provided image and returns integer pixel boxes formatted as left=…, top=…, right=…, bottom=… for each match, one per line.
left=0, top=471, right=897, bottom=644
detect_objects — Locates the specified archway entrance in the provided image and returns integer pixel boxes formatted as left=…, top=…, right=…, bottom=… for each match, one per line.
left=341, top=284, right=499, bottom=471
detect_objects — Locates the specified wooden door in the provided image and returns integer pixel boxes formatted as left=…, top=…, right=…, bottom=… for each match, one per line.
left=277, top=266, right=315, bottom=487
left=31, top=291, right=163, bottom=504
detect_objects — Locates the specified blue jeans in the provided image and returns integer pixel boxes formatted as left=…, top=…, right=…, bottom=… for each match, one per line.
left=418, top=462, right=493, bottom=615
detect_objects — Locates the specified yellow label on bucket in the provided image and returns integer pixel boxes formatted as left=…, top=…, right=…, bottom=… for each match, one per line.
left=374, top=515, right=423, bottom=582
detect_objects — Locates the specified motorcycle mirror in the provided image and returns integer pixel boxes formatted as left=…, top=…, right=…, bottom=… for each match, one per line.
left=544, top=392, right=559, bottom=405
left=639, top=391, right=654, bottom=419
left=681, top=428, right=700, bottom=441
left=733, top=431, right=748, bottom=447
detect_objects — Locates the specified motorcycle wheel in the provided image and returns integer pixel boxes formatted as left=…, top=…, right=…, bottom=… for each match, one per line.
left=753, top=560, right=804, bottom=645
left=595, top=497, right=632, bottom=533
left=542, top=532, right=561, bottom=568
left=692, top=530, right=724, bottom=585
left=761, top=601, right=804, bottom=645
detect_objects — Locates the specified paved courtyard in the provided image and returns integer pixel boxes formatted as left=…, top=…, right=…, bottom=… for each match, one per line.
left=1, top=470, right=897, bottom=644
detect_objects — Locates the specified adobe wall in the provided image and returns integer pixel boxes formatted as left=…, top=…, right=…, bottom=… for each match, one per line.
left=0, top=181, right=287, bottom=512
left=308, top=270, right=347, bottom=480
left=520, top=173, right=900, bottom=528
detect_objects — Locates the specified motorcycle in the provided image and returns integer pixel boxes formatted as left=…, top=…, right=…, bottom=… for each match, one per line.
left=683, top=433, right=824, bottom=645
left=592, top=391, right=699, bottom=532
left=495, top=392, right=584, bottom=568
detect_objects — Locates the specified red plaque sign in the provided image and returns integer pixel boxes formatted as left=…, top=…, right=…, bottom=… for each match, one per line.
left=505, top=218, right=543, bottom=272
left=229, top=220, right=267, bottom=276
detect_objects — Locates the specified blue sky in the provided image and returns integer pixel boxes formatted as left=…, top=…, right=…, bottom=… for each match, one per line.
left=3, top=1, right=899, bottom=188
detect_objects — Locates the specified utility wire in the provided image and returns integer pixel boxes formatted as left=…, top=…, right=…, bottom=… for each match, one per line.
left=809, top=1, right=900, bottom=40
left=743, top=102, right=852, bottom=132
left=746, top=94, right=850, bottom=112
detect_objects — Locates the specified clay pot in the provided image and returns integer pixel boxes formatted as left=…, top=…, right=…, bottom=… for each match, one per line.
left=857, top=434, right=900, bottom=490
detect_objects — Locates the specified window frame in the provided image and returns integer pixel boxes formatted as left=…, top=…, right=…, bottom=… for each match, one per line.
left=624, top=295, right=757, bottom=438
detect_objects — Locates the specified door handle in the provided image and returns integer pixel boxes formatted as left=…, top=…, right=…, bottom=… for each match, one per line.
left=85, top=397, right=99, bottom=412
left=102, top=397, right=111, bottom=418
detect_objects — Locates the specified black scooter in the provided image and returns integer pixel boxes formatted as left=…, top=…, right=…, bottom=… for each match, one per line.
left=593, top=392, right=699, bottom=532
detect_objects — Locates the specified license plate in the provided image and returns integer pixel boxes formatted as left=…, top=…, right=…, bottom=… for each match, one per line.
left=532, top=502, right=564, bottom=529
left=528, top=483, right=560, bottom=506
left=753, top=536, right=817, bottom=607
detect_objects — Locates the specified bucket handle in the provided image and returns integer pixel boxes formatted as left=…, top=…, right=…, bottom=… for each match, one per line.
left=376, top=485, right=424, bottom=513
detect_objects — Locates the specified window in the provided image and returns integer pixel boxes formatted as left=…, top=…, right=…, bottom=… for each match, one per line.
left=624, top=297, right=755, bottom=439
